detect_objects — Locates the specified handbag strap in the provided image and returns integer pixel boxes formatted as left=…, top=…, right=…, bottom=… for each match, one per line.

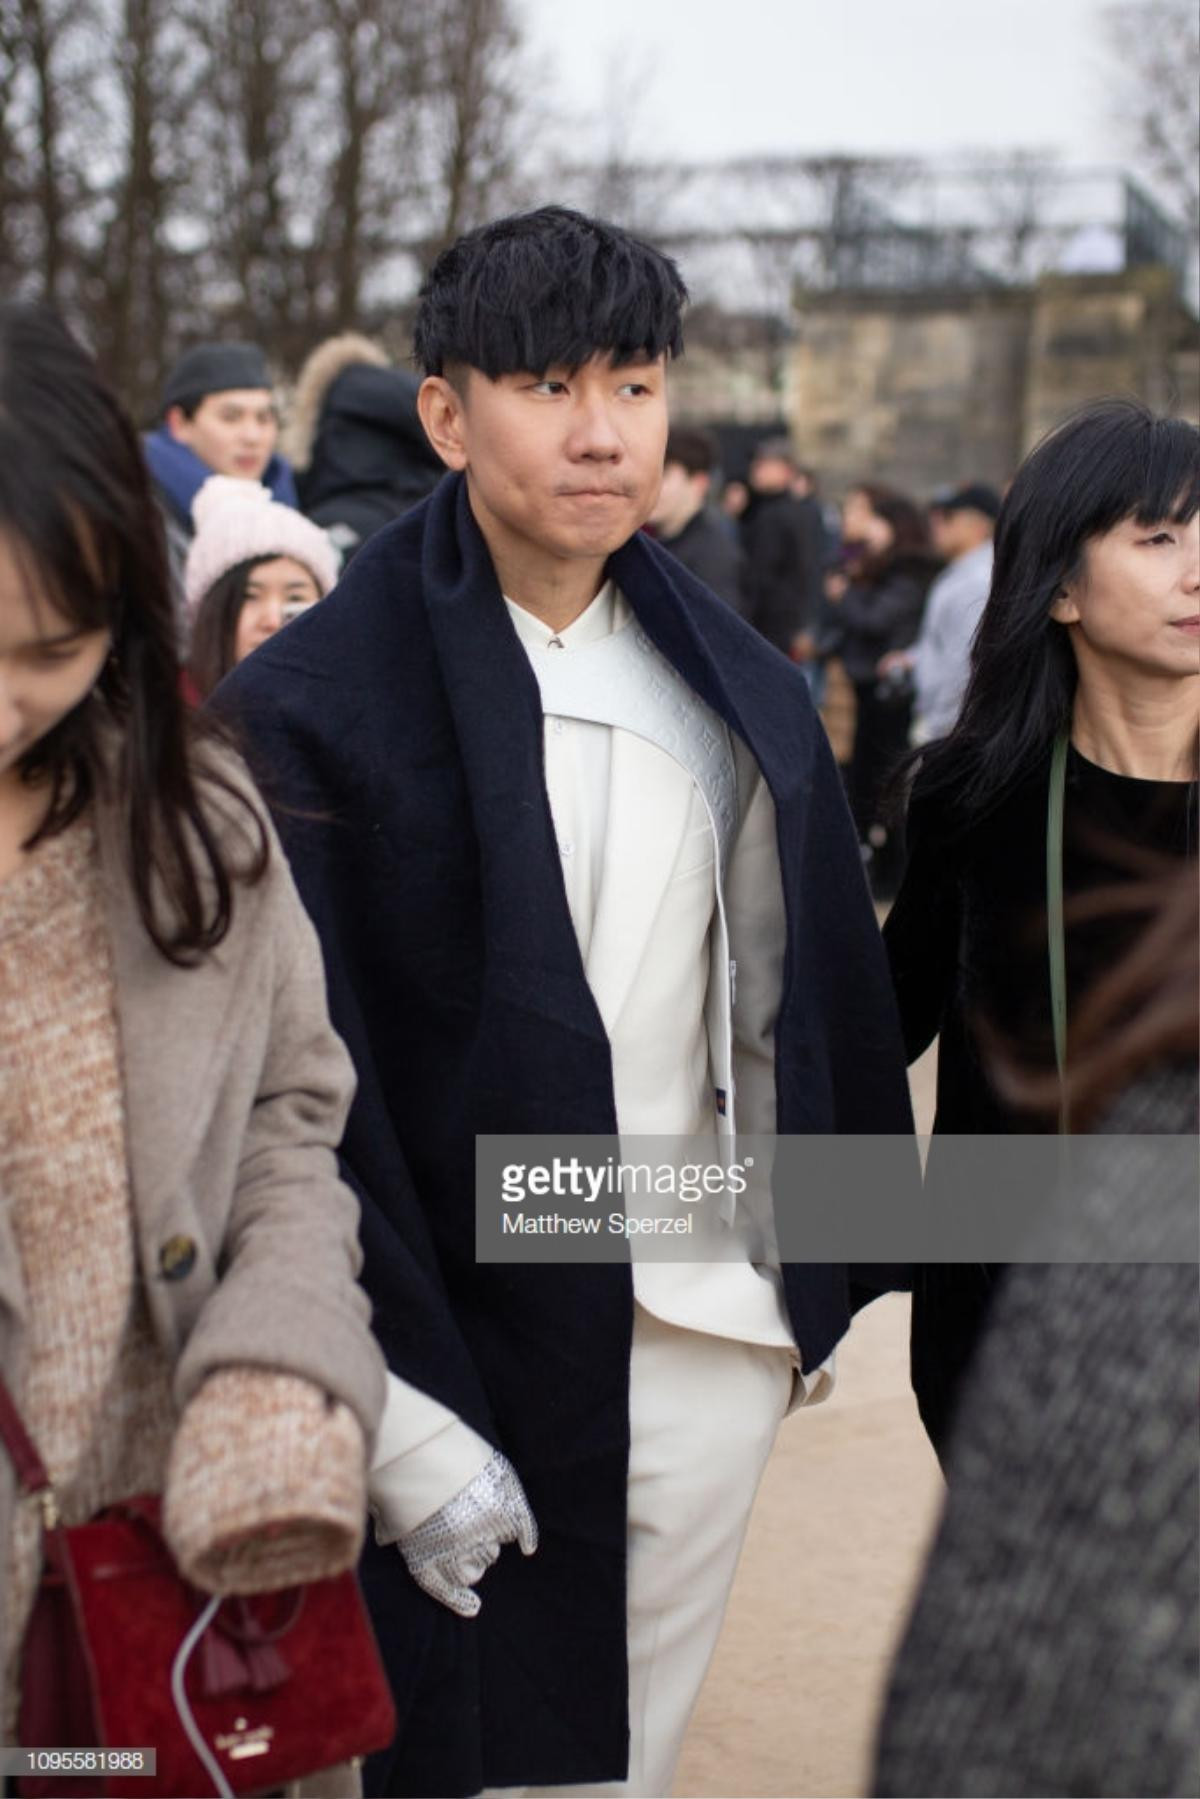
left=0, top=1372, right=54, bottom=1499
left=1046, top=727, right=1070, bottom=1135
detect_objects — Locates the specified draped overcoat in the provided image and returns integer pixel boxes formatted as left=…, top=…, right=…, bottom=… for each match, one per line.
left=216, top=473, right=913, bottom=1795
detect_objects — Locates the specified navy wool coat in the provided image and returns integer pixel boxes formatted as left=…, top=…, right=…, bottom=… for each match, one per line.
left=215, top=473, right=913, bottom=1796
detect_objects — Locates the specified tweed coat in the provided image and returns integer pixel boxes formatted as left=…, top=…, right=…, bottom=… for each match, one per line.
left=0, top=752, right=387, bottom=1693
left=215, top=472, right=914, bottom=1795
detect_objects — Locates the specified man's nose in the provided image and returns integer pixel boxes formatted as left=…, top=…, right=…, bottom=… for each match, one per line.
left=567, top=395, right=623, bottom=460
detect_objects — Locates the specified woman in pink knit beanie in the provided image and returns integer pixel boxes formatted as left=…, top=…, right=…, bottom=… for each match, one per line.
left=185, top=475, right=339, bottom=699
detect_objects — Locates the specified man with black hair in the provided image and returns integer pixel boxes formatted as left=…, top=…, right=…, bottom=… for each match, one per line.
left=143, top=342, right=297, bottom=614
left=216, top=205, right=912, bottom=1799
left=647, top=424, right=746, bottom=610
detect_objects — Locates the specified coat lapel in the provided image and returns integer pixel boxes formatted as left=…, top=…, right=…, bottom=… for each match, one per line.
left=419, top=477, right=610, bottom=1053
left=583, top=728, right=692, bottom=1036
left=607, top=530, right=816, bottom=815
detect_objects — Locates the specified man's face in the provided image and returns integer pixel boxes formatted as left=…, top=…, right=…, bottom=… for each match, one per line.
left=166, top=388, right=278, bottom=480
left=649, top=460, right=707, bottom=538
left=420, top=355, right=670, bottom=572
left=749, top=455, right=792, bottom=495
left=932, top=507, right=990, bottom=561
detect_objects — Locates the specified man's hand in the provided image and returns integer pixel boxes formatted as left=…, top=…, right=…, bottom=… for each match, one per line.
left=876, top=649, right=915, bottom=678
left=397, top=1451, right=538, bottom=1617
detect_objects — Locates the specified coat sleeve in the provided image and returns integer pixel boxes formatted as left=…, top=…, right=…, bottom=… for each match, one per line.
left=839, top=572, right=925, bottom=651
left=882, top=791, right=961, bottom=1064
left=172, top=844, right=387, bottom=1440
left=211, top=672, right=503, bottom=1456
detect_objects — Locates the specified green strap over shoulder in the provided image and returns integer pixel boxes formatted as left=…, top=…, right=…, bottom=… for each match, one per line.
left=1046, top=727, right=1070, bottom=1134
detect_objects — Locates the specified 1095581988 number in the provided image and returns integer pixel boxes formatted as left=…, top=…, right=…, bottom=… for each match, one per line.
left=29, top=1750, right=147, bottom=1772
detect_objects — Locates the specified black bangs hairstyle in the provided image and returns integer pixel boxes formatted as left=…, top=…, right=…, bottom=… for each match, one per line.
left=0, top=302, right=267, bottom=963
left=412, top=205, right=688, bottom=379
left=911, top=397, right=1200, bottom=831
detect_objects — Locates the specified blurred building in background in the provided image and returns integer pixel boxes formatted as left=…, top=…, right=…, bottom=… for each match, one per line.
left=645, top=161, right=1199, bottom=495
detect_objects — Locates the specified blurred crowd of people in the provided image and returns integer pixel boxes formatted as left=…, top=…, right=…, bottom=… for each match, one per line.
left=145, top=329, right=1007, bottom=909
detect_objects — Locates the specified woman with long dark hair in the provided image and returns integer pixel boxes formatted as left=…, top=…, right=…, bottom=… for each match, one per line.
left=884, top=397, right=1199, bottom=1456
left=831, top=483, right=940, bottom=897
left=0, top=305, right=384, bottom=1759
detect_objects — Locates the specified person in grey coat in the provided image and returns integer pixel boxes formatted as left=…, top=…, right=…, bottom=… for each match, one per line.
left=0, top=303, right=385, bottom=1783
left=874, top=863, right=1200, bottom=1799
left=877, top=482, right=999, bottom=744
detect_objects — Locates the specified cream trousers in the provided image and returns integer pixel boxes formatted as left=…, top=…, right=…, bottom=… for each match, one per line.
left=503, top=1303, right=794, bottom=1799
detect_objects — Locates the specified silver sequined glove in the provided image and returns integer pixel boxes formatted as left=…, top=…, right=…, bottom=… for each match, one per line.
left=397, top=1451, right=538, bottom=1617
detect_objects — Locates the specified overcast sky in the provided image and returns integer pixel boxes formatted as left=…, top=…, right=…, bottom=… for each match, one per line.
left=516, top=0, right=1125, bottom=169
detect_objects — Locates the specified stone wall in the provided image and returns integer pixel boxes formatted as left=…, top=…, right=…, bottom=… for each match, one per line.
left=782, top=269, right=1200, bottom=499
left=1022, top=268, right=1198, bottom=445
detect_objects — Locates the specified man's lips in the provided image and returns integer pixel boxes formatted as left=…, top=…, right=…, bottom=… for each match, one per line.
left=1169, top=615, right=1200, bottom=633
left=557, top=486, right=633, bottom=498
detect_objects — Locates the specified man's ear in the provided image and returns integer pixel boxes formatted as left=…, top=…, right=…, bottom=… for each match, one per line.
left=164, top=404, right=189, bottom=443
left=417, top=376, right=469, bottom=470
left=1049, top=584, right=1080, bottom=625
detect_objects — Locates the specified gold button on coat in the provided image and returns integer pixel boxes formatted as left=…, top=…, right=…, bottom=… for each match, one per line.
left=159, top=1234, right=197, bottom=1280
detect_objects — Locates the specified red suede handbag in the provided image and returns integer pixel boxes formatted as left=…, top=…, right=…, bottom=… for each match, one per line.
left=0, top=1375, right=396, bottom=1799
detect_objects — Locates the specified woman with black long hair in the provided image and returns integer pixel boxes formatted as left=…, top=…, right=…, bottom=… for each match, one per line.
left=0, top=304, right=385, bottom=1771
left=884, top=397, right=1199, bottom=1457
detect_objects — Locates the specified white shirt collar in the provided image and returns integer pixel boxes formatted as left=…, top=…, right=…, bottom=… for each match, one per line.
left=503, top=579, right=628, bottom=651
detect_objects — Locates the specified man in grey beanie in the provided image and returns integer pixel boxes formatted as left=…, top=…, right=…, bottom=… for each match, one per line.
left=143, top=341, right=299, bottom=621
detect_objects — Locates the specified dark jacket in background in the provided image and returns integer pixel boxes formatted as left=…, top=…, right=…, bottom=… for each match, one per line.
left=740, top=489, right=826, bottom=652
left=656, top=507, right=747, bottom=614
left=833, top=550, right=940, bottom=684
left=214, top=471, right=914, bottom=1796
left=297, top=364, right=444, bottom=561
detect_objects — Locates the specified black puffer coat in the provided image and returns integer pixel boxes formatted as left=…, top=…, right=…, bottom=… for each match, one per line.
left=297, top=363, right=444, bottom=560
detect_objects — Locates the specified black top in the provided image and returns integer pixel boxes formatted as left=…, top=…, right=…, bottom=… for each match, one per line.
left=739, top=488, right=826, bottom=649
left=885, top=744, right=1198, bottom=1134
left=658, top=508, right=746, bottom=614
left=836, top=550, right=941, bottom=684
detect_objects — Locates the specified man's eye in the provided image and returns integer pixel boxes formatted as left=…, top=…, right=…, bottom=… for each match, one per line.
left=618, top=381, right=652, bottom=397
left=532, top=380, right=568, bottom=395
left=1142, top=531, right=1175, bottom=545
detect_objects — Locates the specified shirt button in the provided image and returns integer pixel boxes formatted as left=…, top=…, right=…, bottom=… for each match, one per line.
left=553, top=719, right=566, bottom=736
left=159, top=1234, right=198, bottom=1281
left=560, top=840, right=575, bottom=858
